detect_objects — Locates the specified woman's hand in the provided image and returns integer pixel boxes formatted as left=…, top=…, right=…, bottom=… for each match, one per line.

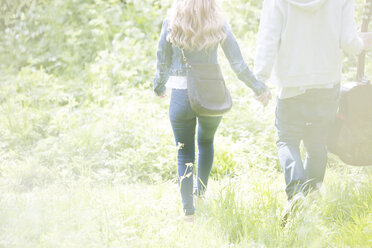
left=255, top=88, right=272, bottom=107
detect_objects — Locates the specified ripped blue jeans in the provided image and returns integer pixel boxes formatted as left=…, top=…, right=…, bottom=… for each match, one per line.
left=169, top=89, right=222, bottom=215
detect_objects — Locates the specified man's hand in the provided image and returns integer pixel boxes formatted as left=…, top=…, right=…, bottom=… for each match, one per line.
left=255, top=89, right=272, bottom=107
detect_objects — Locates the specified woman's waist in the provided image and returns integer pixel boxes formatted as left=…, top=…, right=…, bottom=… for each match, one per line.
left=169, top=67, right=187, bottom=76
left=166, top=76, right=187, bottom=90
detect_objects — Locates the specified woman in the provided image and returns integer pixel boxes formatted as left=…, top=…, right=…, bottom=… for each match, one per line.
left=153, top=0, right=270, bottom=220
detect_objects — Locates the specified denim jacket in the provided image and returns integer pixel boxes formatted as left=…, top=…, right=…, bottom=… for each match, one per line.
left=153, top=19, right=267, bottom=96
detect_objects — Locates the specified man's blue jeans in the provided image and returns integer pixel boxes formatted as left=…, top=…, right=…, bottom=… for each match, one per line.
left=169, top=89, right=222, bottom=215
left=275, top=85, right=340, bottom=200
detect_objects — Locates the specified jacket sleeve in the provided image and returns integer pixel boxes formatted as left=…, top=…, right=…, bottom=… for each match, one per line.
left=220, top=23, right=267, bottom=96
left=153, top=19, right=172, bottom=96
left=340, top=0, right=364, bottom=56
left=254, top=0, right=283, bottom=84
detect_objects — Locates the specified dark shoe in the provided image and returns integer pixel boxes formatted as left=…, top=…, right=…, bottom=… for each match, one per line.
left=281, top=192, right=305, bottom=227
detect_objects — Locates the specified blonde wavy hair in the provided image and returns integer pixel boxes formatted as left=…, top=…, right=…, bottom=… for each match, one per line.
left=167, top=0, right=226, bottom=51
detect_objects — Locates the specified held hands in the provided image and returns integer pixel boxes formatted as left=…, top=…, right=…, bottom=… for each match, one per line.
left=255, top=88, right=272, bottom=107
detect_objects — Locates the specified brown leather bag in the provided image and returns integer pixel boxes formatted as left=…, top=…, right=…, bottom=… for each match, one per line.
left=328, top=0, right=372, bottom=166
left=182, top=49, right=232, bottom=116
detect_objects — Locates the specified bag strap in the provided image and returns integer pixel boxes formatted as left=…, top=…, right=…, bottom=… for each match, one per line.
left=356, top=0, right=372, bottom=83
left=181, top=48, right=188, bottom=64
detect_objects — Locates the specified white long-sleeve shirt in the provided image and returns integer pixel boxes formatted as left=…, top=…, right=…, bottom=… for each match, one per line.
left=254, top=0, right=364, bottom=99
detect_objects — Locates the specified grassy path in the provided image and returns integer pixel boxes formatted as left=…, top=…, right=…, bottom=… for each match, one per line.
left=1, top=167, right=371, bottom=248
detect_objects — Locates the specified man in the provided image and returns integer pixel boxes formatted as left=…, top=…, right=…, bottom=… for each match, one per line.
left=254, top=0, right=372, bottom=220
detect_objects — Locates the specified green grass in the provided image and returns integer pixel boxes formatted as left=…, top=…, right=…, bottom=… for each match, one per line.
left=0, top=168, right=371, bottom=247
left=0, top=0, right=371, bottom=247
left=0, top=71, right=371, bottom=247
